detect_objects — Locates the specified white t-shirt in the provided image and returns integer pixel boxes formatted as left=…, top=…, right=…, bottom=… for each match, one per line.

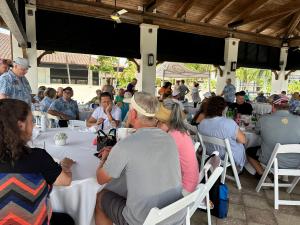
left=91, top=106, right=122, bottom=131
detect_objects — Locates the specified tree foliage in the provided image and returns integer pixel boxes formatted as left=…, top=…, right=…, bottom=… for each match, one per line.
left=288, top=80, right=300, bottom=93
left=116, top=61, right=137, bottom=88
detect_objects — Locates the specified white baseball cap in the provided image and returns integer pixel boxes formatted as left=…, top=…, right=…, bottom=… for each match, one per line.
left=203, top=92, right=212, bottom=98
left=13, top=57, right=31, bottom=69
left=123, top=92, right=133, bottom=103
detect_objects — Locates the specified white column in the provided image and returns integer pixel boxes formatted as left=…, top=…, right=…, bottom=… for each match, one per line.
left=216, top=37, right=240, bottom=94
left=25, top=4, right=38, bottom=94
left=137, top=23, right=159, bottom=95
left=88, top=69, right=93, bottom=86
left=271, top=47, right=288, bottom=94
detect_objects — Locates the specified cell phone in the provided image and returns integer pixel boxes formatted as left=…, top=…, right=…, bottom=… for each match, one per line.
left=94, top=152, right=102, bottom=159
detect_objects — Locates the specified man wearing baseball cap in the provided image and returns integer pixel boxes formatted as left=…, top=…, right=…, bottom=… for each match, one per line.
left=0, top=57, right=32, bottom=105
left=246, top=94, right=300, bottom=178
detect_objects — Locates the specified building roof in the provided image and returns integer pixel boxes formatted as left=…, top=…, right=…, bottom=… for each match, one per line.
left=0, top=32, right=11, bottom=60
left=0, top=32, right=97, bottom=66
left=156, top=62, right=209, bottom=79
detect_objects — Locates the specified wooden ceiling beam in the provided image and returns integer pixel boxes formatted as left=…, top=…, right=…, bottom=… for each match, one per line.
left=144, top=0, right=164, bottom=12
left=273, top=27, right=287, bottom=37
left=289, top=37, right=300, bottom=47
left=228, top=3, right=300, bottom=28
left=200, top=0, right=236, bottom=23
left=36, top=0, right=282, bottom=47
left=0, top=0, right=28, bottom=47
left=285, top=12, right=300, bottom=38
left=174, top=0, right=196, bottom=18
left=254, top=12, right=293, bottom=33
left=225, top=0, right=272, bottom=26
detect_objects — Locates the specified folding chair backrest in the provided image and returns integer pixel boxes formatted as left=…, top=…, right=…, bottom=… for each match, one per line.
left=143, top=166, right=223, bottom=225
left=190, top=166, right=223, bottom=216
left=198, top=133, right=231, bottom=169
left=275, top=143, right=300, bottom=154
left=143, top=188, right=200, bottom=225
left=200, top=134, right=229, bottom=149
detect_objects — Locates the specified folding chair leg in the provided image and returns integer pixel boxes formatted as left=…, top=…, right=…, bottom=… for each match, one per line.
left=274, top=159, right=279, bottom=209
left=287, top=177, right=300, bottom=194
left=186, top=208, right=191, bottom=225
left=221, top=153, right=228, bottom=184
left=227, top=153, right=242, bottom=190
left=256, top=162, right=273, bottom=192
left=200, top=147, right=206, bottom=171
left=206, top=194, right=211, bottom=225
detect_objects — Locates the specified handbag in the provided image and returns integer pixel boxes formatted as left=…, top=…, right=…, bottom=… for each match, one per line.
left=96, top=128, right=117, bottom=152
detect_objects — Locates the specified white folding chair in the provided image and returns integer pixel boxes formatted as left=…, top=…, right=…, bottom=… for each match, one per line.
left=256, top=143, right=300, bottom=209
left=196, top=152, right=222, bottom=225
left=32, top=111, right=42, bottom=126
left=194, top=142, right=200, bottom=152
left=198, top=133, right=242, bottom=190
left=47, top=113, right=59, bottom=128
left=143, top=166, right=223, bottom=225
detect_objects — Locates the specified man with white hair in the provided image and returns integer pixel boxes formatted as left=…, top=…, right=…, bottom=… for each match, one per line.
left=0, top=57, right=32, bottom=105
left=95, top=92, right=183, bottom=225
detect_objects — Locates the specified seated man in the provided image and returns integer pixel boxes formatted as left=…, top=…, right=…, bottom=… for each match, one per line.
left=246, top=95, right=300, bottom=177
left=48, top=87, right=79, bottom=127
left=229, top=91, right=253, bottom=115
left=95, top=92, right=184, bottom=225
left=256, top=92, right=267, bottom=103
left=86, top=92, right=121, bottom=131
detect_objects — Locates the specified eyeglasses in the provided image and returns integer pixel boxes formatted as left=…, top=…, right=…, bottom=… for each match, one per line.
left=64, top=91, right=72, bottom=95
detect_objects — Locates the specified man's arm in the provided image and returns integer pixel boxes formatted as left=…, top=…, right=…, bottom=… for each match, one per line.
left=47, top=109, right=70, bottom=120
left=96, top=148, right=112, bottom=185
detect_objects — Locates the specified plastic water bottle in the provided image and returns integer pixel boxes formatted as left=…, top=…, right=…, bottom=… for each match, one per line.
left=41, top=114, right=47, bottom=132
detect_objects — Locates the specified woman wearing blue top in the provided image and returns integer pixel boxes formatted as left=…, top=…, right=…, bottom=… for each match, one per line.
left=198, top=96, right=247, bottom=170
left=40, top=87, right=56, bottom=112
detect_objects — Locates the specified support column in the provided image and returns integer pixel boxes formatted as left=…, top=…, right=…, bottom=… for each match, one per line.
left=88, top=69, right=93, bottom=86
left=216, top=37, right=240, bottom=95
left=25, top=4, right=38, bottom=94
left=137, top=24, right=159, bottom=95
left=271, top=47, right=288, bottom=94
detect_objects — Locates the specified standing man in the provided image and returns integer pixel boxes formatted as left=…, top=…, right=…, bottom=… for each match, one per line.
left=0, top=59, right=9, bottom=76
left=179, top=80, right=190, bottom=101
left=126, top=78, right=137, bottom=95
left=0, top=57, right=32, bottom=105
left=221, top=78, right=236, bottom=104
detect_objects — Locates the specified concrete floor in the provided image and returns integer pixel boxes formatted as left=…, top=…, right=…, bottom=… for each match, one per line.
left=191, top=172, right=300, bottom=225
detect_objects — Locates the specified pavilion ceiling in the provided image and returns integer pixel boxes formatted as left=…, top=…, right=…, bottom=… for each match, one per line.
left=35, top=0, right=300, bottom=47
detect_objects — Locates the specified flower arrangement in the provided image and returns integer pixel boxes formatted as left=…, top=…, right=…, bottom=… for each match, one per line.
left=54, top=132, right=68, bottom=146
left=54, top=132, right=68, bottom=140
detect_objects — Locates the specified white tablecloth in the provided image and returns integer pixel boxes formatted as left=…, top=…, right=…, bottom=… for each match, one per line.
left=32, top=128, right=102, bottom=225
left=244, top=130, right=261, bottom=148
left=252, top=103, right=272, bottom=115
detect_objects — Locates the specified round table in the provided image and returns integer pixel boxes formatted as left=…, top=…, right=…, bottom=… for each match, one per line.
left=32, top=128, right=102, bottom=225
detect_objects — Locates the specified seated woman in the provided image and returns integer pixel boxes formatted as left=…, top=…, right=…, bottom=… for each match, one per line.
left=198, top=96, right=246, bottom=170
left=156, top=98, right=199, bottom=195
left=0, top=99, right=75, bottom=225
left=40, top=87, right=57, bottom=112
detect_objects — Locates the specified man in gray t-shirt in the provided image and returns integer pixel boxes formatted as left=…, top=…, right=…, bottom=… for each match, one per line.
left=95, top=92, right=183, bottom=225
left=246, top=95, right=300, bottom=177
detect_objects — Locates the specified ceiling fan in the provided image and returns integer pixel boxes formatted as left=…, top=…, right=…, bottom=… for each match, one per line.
left=110, top=0, right=128, bottom=23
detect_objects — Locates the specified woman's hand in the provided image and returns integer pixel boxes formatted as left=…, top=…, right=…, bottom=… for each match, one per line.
left=60, top=157, right=75, bottom=172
